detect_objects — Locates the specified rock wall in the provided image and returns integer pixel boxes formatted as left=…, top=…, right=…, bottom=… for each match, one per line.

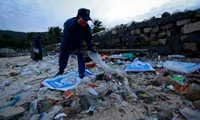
left=92, top=10, right=200, bottom=54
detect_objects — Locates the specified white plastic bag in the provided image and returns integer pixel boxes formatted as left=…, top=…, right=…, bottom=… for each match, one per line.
left=163, top=60, right=200, bottom=73
left=87, top=51, right=115, bottom=73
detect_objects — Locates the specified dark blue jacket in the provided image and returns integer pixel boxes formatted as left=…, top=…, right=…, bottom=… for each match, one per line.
left=61, top=17, right=92, bottom=51
left=33, top=36, right=42, bottom=50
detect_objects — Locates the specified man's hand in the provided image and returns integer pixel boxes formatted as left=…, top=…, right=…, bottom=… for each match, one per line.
left=88, top=46, right=96, bottom=52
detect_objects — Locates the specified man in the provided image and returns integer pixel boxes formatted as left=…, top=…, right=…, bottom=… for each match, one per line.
left=56, top=8, right=95, bottom=78
left=33, top=33, right=43, bottom=61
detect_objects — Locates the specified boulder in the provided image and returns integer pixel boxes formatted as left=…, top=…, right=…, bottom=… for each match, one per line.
left=151, top=27, right=159, bottom=33
left=149, top=34, right=157, bottom=41
left=150, top=41, right=159, bottom=46
left=176, top=19, right=191, bottom=26
left=158, top=32, right=166, bottom=39
left=162, top=23, right=175, bottom=29
left=139, top=34, right=148, bottom=41
left=186, top=83, right=200, bottom=102
left=183, top=43, right=198, bottom=51
left=131, top=29, right=141, bottom=35
left=181, top=35, right=188, bottom=42
left=112, top=29, right=117, bottom=34
left=159, top=39, right=167, bottom=45
left=181, top=21, right=200, bottom=34
left=143, top=28, right=152, bottom=33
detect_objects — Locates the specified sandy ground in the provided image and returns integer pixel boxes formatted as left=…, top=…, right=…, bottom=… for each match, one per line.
left=0, top=54, right=199, bottom=120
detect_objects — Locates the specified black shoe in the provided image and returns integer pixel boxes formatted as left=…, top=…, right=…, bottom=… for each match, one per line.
left=54, top=70, right=64, bottom=77
left=79, top=73, right=84, bottom=79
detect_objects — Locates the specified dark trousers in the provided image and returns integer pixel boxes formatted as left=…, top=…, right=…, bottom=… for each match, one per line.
left=59, top=44, right=85, bottom=75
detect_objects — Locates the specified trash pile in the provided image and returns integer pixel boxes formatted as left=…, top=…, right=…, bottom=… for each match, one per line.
left=0, top=52, right=200, bottom=120
left=0, top=48, right=29, bottom=58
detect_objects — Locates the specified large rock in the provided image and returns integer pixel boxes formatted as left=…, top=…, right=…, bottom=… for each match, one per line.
left=193, top=100, right=200, bottom=110
left=131, top=29, right=141, bottom=35
left=158, top=32, right=166, bottom=39
left=143, top=28, right=152, bottom=33
left=0, top=107, right=26, bottom=118
left=139, top=34, right=148, bottom=41
left=110, top=38, right=120, bottom=44
left=181, top=21, right=200, bottom=34
left=183, top=43, right=198, bottom=51
left=112, top=29, right=117, bottom=34
left=149, top=34, right=157, bottom=41
left=186, top=83, right=200, bottom=102
left=150, top=41, right=159, bottom=46
left=151, top=27, right=159, bottom=33
left=162, top=23, right=175, bottom=29
left=181, top=35, right=188, bottom=42
left=176, top=19, right=191, bottom=26
left=159, top=39, right=167, bottom=45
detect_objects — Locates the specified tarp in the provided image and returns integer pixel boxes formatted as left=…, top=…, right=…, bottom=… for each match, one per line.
left=42, top=70, right=94, bottom=91
left=125, top=58, right=155, bottom=72
left=163, top=60, right=200, bottom=74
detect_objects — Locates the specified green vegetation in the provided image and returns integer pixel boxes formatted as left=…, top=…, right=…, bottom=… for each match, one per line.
left=92, top=19, right=105, bottom=34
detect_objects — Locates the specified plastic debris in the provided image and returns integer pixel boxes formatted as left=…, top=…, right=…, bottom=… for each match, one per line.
left=54, top=113, right=67, bottom=119
left=125, top=58, right=155, bottom=72
left=88, top=87, right=99, bottom=96
left=42, top=70, right=94, bottom=91
left=179, top=108, right=200, bottom=120
left=64, top=91, right=74, bottom=99
left=0, top=96, right=20, bottom=111
left=163, top=60, right=200, bottom=74
left=87, top=51, right=115, bottom=73
left=47, top=105, right=63, bottom=120
left=168, top=54, right=185, bottom=58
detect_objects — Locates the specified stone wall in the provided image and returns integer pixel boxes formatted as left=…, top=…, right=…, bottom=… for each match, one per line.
left=92, top=10, right=200, bottom=54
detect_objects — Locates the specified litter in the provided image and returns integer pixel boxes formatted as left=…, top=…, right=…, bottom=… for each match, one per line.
left=163, top=60, right=200, bottom=74
left=179, top=108, right=200, bottom=120
left=122, top=53, right=134, bottom=61
left=54, top=113, right=67, bottom=119
left=64, top=91, right=74, bottom=99
left=168, top=54, right=185, bottom=58
left=42, top=69, right=94, bottom=91
left=87, top=51, right=115, bottom=73
left=0, top=96, right=20, bottom=111
left=171, top=75, right=184, bottom=84
left=125, top=58, right=155, bottom=72
left=88, top=87, right=99, bottom=96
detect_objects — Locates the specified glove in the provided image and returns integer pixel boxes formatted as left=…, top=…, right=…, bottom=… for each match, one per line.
left=33, top=48, right=39, bottom=53
left=88, top=46, right=96, bottom=52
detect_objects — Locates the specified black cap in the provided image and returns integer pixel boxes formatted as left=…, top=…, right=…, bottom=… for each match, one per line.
left=78, top=8, right=92, bottom=21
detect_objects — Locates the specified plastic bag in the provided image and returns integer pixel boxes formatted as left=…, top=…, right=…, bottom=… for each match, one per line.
left=87, top=51, right=115, bottom=73
left=47, top=105, right=63, bottom=120
left=163, top=61, right=200, bottom=74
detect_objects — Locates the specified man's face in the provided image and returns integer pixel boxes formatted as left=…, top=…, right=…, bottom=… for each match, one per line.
left=78, top=16, right=88, bottom=27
